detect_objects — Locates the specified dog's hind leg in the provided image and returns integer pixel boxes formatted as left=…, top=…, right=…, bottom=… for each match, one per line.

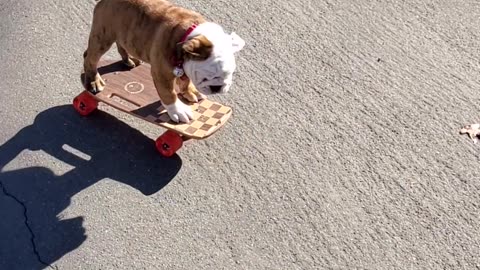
left=117, top=44, right=142, bottom=68
left=82, top=18, right=114, bottom=93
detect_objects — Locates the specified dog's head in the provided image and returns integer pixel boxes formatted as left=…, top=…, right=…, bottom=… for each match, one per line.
left=177, top=22, right=245, bottom=95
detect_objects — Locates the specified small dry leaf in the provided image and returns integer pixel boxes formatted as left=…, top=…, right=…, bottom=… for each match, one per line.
left=460, top=123, right=480, bottom=144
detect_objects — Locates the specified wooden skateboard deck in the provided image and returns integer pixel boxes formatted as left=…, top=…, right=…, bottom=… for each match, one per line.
left=79, top=60, right=232, bottom=140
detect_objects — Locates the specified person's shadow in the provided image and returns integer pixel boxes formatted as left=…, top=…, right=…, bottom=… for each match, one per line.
left=0, top=103, right=182, bottom=269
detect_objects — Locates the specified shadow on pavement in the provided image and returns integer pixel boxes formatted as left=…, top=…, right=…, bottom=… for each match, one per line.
left=0, top=104, right=182, bottom=269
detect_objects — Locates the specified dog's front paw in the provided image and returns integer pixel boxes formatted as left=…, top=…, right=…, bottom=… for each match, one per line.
left=182, top=90, right=206, bottom=103
left=163, top=98, right=194, bottom=123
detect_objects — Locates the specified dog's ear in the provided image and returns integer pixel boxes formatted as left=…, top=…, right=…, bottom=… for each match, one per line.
left=230, top=32, right=245, bottom=53
left=176, top=35, right=213, bottom=61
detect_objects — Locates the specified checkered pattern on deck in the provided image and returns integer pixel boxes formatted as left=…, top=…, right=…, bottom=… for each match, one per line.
left=142, top=99, right=232, bottom=139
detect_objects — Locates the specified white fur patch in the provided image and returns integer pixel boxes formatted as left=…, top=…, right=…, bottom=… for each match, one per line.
left=183, top=22, right=245, bottom=95
left=163, top=98, right=193, bottom=123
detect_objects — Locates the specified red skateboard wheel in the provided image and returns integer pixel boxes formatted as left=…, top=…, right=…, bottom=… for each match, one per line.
left=73, top=91, right=98, bottom=116
left=155, top=130, right=183, bottom=157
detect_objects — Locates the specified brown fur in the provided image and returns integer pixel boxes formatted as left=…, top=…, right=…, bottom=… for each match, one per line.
left=83, top=0, right=211, bottom=104
left=176, top=35, right=213, bottom=61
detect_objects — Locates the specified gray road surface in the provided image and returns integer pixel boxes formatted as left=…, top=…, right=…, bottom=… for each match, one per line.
left=1, top=0, right=479, bottom=269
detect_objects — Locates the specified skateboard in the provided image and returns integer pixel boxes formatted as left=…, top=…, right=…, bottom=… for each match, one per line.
left=73, top=60, right=232, bottom=157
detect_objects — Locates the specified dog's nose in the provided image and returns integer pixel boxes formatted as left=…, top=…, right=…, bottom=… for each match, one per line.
left=209, top=85, right=222, bottom=93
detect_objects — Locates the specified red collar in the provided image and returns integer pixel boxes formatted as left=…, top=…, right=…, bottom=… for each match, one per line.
left=172, top=24, right=198, bottom=80
left=179, top=24, right=198, bottom=51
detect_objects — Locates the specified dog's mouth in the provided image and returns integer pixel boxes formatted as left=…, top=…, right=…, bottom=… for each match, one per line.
left=199, top=85, right=226, bottom=95
left=209, top=85, right=223, bottom=93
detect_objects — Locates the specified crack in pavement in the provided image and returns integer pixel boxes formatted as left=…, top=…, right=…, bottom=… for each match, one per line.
left=0, top=180, right=57, bottom=270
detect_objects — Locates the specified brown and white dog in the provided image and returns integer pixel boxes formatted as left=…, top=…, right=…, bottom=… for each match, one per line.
left=83, top=0, right=245, bottom=123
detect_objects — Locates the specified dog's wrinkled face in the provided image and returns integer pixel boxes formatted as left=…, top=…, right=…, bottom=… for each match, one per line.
left=180, top=23, right=245, bottom=95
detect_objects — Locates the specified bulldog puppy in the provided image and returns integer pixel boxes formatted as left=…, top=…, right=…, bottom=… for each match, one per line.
left=83, top=0, right=245, bottom=123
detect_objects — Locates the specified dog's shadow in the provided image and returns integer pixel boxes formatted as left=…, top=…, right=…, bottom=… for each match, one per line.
left=80, top=60, right=146, bottom=83
left=79, top=60, right=129, bottom=86
left=0, top=104, right=182, bottom=269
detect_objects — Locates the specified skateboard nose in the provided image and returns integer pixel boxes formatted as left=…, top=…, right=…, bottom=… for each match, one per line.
left=209, top=85, right=222, bottom=93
